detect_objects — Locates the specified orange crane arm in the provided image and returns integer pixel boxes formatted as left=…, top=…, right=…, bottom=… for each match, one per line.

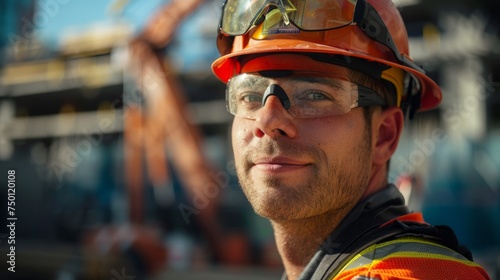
left=124, top=0, right=227, bottom=262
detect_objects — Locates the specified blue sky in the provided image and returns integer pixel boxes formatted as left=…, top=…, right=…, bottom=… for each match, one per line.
left=32, top=0, right=220, bottom=71
left=36, top=0, right=165, bottom=45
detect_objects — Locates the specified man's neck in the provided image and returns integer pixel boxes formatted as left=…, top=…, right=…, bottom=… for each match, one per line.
left=271, top=208, right=352, bottom=280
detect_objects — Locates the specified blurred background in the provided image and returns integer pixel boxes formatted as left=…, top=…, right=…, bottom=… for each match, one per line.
left=0, top=0, right=499, bottom=279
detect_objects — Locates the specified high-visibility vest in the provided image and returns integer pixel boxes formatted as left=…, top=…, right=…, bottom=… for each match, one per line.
left=289, top=186, right=491, bottom=280
left=332, top=235, right=490, bottom=279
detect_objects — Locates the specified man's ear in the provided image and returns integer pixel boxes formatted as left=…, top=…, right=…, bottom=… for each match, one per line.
left=372, top=107, right=404, bottom=165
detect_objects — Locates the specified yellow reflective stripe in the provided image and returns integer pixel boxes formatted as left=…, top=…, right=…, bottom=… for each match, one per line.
left=339, top=237, right=477, bottom=273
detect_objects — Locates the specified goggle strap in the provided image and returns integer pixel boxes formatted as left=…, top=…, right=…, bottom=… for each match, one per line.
left=356, top=0, right=426, bottom=75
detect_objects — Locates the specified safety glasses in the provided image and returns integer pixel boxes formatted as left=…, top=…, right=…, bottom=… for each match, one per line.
left=220, top=0, right=357, bottom=36
left=226, top=71, right=386, bottom=119
left=217, top=0, right=425, bottom=74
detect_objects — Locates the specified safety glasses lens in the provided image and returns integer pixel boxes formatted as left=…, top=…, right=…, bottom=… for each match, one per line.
left=226, top=72, right=356, bottom=119
left=221, top=0, right=358, bottom=36
left=222, top=0, right=268, bottom=35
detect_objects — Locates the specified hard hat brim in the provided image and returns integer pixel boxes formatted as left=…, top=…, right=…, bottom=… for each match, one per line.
left=212, top=39, right=441, bottom=112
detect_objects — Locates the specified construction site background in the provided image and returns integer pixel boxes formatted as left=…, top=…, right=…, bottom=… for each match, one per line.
left=0, top=0, right=499, bottom=279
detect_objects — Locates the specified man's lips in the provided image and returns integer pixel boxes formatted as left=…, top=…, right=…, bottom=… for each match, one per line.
left=252, top=156, right=311, bottom=172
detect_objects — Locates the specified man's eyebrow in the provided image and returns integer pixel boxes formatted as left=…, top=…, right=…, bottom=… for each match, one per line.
left=235, top=75, right=269, bottom=89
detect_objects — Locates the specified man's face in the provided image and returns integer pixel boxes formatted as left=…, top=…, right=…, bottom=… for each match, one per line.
left=231, top=74, right=374, bottom=221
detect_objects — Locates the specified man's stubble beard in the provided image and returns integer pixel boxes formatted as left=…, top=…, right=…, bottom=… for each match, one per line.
left=236, top=129, right=372, bottom=221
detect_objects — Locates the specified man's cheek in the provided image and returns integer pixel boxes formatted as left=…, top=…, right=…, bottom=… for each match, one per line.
left=232, top=126, right=252, bottom=144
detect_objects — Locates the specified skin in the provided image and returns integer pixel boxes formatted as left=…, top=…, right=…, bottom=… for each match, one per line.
left=231, top=68, right=404, bottom=279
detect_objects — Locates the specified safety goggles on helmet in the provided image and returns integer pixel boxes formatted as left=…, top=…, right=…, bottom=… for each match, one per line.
left=220, top=0, right=356, bottom=35
left=218, top=0, right=425, bottom=74
left=226, top=71, right=386, bottom=119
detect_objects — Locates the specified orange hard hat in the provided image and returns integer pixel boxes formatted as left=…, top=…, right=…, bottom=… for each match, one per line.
left=212, top=0, right=442, bottom=115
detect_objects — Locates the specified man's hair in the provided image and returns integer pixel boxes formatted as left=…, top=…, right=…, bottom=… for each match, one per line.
left=349, top=69, right=399, bottom=173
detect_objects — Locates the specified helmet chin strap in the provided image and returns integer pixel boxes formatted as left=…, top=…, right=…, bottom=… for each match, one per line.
left=263, top=84, right=291, bottom=110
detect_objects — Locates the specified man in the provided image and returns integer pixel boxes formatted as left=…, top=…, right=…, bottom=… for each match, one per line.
left=211, top=0, right=490, bottom=279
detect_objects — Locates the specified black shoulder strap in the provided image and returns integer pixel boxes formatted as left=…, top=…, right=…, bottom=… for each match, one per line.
left=432, top=224, right=474, bottom=261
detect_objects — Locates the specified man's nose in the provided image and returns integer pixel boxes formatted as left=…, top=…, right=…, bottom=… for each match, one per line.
left=253, top=94, right=298, bottom=139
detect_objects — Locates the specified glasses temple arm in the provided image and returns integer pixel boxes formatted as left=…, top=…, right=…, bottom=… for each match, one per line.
left=357, top=85, right=387, bottom=107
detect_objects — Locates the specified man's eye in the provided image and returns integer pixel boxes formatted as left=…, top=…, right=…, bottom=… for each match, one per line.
left=241, top=93, right=262, bottom=103
left=307, top=92, right=329, bottom=100
left=300, top=91, right=332, bottom=101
